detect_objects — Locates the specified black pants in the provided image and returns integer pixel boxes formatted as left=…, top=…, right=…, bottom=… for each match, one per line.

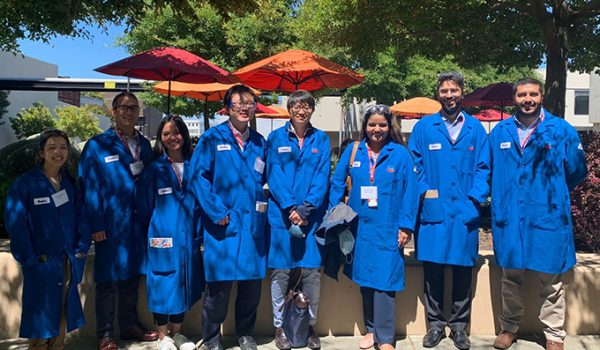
left=423, top=261, right=473, bottom=332
left=154, top=312, right=185, bottom=326
left=361, top=287, right=396, bottom=345
left=95, top=277, right=140, bottom=338
left=202, top=279, right=262, bottom=345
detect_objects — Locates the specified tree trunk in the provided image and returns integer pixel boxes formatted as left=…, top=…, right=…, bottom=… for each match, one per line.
left=544, top=42, right=567, bottom=118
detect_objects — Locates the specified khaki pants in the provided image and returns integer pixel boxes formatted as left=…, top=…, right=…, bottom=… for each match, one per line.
left=29, top=258, right=71, bottom=350
left=499, top=268, right=566, bottom=342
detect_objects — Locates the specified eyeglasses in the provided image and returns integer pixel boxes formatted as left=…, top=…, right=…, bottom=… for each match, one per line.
left=290, top=105, right=313, bottom=113
left=229, top=101, right=256, bottom=110
left=116, top=105, right=140, bottom=113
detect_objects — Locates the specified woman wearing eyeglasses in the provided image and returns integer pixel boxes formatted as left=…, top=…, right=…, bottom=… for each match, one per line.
left=266, top=90, right=330, bottom=350
left=5, top=129, right=91, bottom=350
left=136, top=116, right=202, bottom=350
left=189, top=84, right=268, bottom=350
left=329, top=105, right=419, bottom=350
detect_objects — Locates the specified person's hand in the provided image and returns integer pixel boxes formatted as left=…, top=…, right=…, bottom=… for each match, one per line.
left=92, top=231, right=107, bottom=242
left=217, top=216, right=230, bottom=226
left=299, top=219, right=309, bottom=226
left=398, top=229, right=412, bottom=248
left=289, top=210, right=302, bottom=225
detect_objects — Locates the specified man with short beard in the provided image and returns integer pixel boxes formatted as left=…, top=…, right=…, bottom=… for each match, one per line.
left=489, top=78, right=587, bottom=350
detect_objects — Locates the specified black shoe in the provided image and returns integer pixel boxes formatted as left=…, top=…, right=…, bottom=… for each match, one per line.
left=239, top=336, right=258, bottom=350
left=423, top=328, right=445, bottom=348
left=199, top=340, right=224, bottom=350
left=307, top=326, right=321, bottom=349
left=274, top=327, right=291, bottom=350
left=450, top=330, right=471, bottom=350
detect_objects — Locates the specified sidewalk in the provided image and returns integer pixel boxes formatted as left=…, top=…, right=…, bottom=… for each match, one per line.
left=2, top=335, right=600, bottom=350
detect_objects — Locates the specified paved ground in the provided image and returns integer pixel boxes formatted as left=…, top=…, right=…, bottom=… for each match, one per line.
left=2, top=335, right=600, bottom=350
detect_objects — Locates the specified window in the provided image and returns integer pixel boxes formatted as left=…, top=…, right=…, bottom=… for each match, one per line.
left=574, top=90, right=589, bottom=115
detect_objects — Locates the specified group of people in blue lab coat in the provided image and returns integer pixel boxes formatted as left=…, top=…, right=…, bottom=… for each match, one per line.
left=4, top=73, right=587, bottom=350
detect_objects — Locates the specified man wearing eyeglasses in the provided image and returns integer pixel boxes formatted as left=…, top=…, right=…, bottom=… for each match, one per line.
left=190, top=85, right=268, bottom=350
left=79, top=92, right=156, bottom=350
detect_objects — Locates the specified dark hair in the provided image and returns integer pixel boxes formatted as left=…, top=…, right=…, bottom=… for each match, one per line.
left=436, top=71, right=465, bottom=94
left=287, top=90, right=316, bottom=111
left=38, top=129, right=71, bottom=163
left=112, top=91, right=139, bottom=109
left=222, top=84, right=256, bottom=107
left=359, top=104, right=404, bottom=145
left=513, top=77, right=544, bottom=96
left=153, top=115, right=193, bottom=160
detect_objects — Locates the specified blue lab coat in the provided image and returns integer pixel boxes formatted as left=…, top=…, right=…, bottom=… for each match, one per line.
left=329, top=139, right=418, bottom=291
left=266, top=122, right=330, bottom=269
left=136, top=155, right=204, bottom=314
left=78, top=128, right=152, bottom=283
left=408, top=112, right=490, bottom=267
left=5, top=168, right=91, bottom=338
left=189, top=122, right=268, bottom=282
left=489, top=110, right=587, bottom=273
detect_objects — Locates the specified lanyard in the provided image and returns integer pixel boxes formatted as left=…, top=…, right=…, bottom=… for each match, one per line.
left=168, top=158, right=183, bottom=189
left=116, top=129, right=139, bottom=161
left=298, top=137, right=305, bottom=149
left=228, top=123, right=245, bottom=150
left=366, top=144, right=379, bottom=184
left=520, top=110, right=545, bottom=149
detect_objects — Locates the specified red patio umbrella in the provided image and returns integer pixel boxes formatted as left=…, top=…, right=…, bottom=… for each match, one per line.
left=473, top=109, right=505, bottom=132
left=215, top=103, right=278, bottom=116
left=462, top=82, right=514, bottom=119
left=95, top=47, right=233, bottom=114
left=233, top=49, right=364, bottom=92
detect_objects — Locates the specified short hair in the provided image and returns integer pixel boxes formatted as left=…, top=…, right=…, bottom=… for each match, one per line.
left=359, top=104, right=404, bottom=145
left=223, top=84, right=256, bottom=107
left=513, top=77, right=544, bottom=96
left=153, top=115, right=193, bottom=160
left=112, top=91, right=139, bottom=109
left=436, top=71, right=465, bottom=93
left=287, top=90, right=316, bottom=111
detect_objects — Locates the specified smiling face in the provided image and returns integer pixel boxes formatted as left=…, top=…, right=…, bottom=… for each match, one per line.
left=161, top=120, right=183, bottom=156
left=365, top=113, right=390, bottom=146
left=112, top=95, right=140, bottom=134
left=437, top=80, right=464, bottom=112
left=226, top=92, right=256, bottom=126
left=514, top=83, right=543, bottom=116
left=289, top=102, right=314, bottom=130
left=40, top=136, right=69, bottom=169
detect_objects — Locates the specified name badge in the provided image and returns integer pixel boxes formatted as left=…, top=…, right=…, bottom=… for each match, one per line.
left=500, top=142, right=511, bottom=149
left=130, top=161, right=144, bottom=176
left=428, top=143, right=442, bottom=151
left=158, top=187, right=173, bottom=195
left=361, top=186, right=378, bottom=200
left=578, top=143, right=583, bottom=150
left=352, top=161, right=361, bottom=168
left=149, top=237, right=173, bottom=248
left=254, top=157, right=265, bottom=174
left=104, top=155, right=119, bottom=163
left=256, top=201, right=268, bottom=213
left=278, top=146, right=292, bottom=153
left=34, top=197, right=51, bottom=205
left=51, top=189, right=69, bottom=207
left=217, top=144, right=231, bottom=151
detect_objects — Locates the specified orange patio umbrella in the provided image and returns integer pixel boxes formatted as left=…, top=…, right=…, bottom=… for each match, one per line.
left=233, top=49, right=364, bottom=92
left=390, top=97, right=441, bottom=119
left=256, top=105, right=290, bottom=119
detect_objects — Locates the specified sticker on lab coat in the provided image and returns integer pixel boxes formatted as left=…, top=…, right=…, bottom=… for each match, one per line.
left=278, top=146, right=292, bottom=153
left=130, top=161, right=144, bottom=176
left=387, top=167, right=395, bottom=173
left=361, top=186, right=378, bottom=200
left=158, top=187, right=173, bottom=195
left=104, top=155, right=120, bottom=163
left=254, top=157, right=265, bottom=174
left=500, top=142, right=511, bottom=149
left=428, top=143, right=442, bottom=151
left=51, top=189, right=69, bottom=207
left=352, top=161, right=361, bottom=168
left=149, top=238, right=173, bottom=248
left=312, top=148, right=319, bottom=154
left=256, top=201, right=268, bottom=213
left=34, top=197, right=51, bottom=205
left=578, top=143, right=583, bottom=150
left=217, top=144, right=231, bottom=151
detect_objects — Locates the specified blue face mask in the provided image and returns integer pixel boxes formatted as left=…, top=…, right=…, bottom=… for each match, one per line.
left=289, top=224, right=305, bottom=238
left=339, top=228, right=355, bottom=257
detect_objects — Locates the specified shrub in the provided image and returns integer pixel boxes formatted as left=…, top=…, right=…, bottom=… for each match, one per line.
left=9, top=102, right=56, bottom=139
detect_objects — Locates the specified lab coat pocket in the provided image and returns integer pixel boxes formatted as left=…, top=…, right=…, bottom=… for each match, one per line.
left=462, top=200, right=481, bottom=229
left=491, top=199, right=508, bottom=228
left=530, top=201, right=561, bottom=231
left=225, top=210, right=241, bottom=237
left=23, top=259, right=61, bottom=289
left=421, top=198, right=444, bottom=224
left=148, top=244, right=176, bottom=273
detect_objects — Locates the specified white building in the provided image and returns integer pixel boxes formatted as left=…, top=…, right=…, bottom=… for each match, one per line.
left=589, top=72, right=600, bottom=131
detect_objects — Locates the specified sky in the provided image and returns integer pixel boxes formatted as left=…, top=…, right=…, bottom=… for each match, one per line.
left=17, top=24, right=130, bottom=79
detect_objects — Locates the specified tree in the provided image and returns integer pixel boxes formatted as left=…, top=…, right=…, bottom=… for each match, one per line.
left=55, top=105, right=102, bottom=142
left=10, top=102, right=56, bottom=139
left=0, top=90, right=9, bottom=125
left=297, top=0, right=600, bottom=117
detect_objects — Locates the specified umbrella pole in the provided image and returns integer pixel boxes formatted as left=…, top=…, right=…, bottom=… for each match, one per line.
left=127, top=77, right=130, bottom=92
left=204, top=97, right=210, bottom=132
left=167, top=80, right=172, bottom=115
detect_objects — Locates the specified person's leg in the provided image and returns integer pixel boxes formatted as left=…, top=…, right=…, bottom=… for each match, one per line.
left=372, top=289, right=396, bottom=347
left=359, top=287, right=375, bottom=349
left=448, top=265, right=473, bottom=332
left=498, top=268, right=526, bottom=333
left=301, top=268, right=321, bottom=327
left=202, top=281, right=233, bottom=346
left=154, top=313, right=170, bottom=339
left=117, top=276, right=140, bottom=330
left=48, top=257, right=71, bottom=350
left=538, top=272, right=566, bottom=343
left=423, top=261, right=447, bottom=331
left=169, top=313, right=185, bottom=334
left=235, top=279, right=263, bottom=337
left=170, top=313, right=194, bottom=350
left=271, top=269, right=290, bottom=328
left=95, top=281, right=117, bottom=339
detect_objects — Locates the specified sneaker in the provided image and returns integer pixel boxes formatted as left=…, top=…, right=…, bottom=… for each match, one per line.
left=157, top=336, right=177, bottom=350
left=239, top=336, right=258, bottom=350
left=173, top=333, right=196, bottom=350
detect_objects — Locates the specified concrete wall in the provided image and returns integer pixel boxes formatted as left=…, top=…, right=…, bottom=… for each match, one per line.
left=590, top=73, right=600, bottom=131
left=1, top=241, right=598, bottom=340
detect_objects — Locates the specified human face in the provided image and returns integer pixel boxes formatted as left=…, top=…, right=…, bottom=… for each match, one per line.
left=112, top=96, right=140, bottom=133
left=365, top=113, right=389, bottom=146
left=226, top=92, right=255, bottom=126
left=40, top=136, right=69, bottom=169
left=514, top=83, right=543, bottom=116
left=289, top=102, right=314, bottom=129
left=437, top=80, right=463, bottom=112
left=161, top=121, right=183, bottom=155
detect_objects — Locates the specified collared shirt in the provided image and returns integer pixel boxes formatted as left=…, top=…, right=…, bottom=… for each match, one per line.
left=228, top=121, right=250, bottom=150
left=442, top=112, right=465, bottom=143
left=286, top=122, right=314, bottom=149
left=116, top=128, right=140, bottom=160
left=514, top=110, right=544, bottom=148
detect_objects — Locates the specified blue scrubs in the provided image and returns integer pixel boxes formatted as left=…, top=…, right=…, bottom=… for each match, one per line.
left=408, top=112, right=490, bottom=266
left=136, top=155, right=204, bottom=315
left=329, top=139, right=418, bottom=292
left=489, top=110, right=587, bottom=274
left=5, top=168, right=91, bottom=338
left=189, top=122, right=268, bottom=282
left=266, top=122, right=330, bottom=269
left=78, top=128, right=152, bottom=283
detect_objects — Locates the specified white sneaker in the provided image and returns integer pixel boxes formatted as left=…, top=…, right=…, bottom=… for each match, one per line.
left=173, top=332, right=196, bottom=350
left=157, top=336, right=178, bottom=350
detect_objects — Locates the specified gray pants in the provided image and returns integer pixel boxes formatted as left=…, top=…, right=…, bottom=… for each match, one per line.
left=271, top=268, right=320, bottom=328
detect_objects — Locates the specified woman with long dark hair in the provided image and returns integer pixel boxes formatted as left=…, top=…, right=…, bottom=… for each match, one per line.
left=136, top=115, right=203, bottom=350
left=5, top=129, right=91, bottom=350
